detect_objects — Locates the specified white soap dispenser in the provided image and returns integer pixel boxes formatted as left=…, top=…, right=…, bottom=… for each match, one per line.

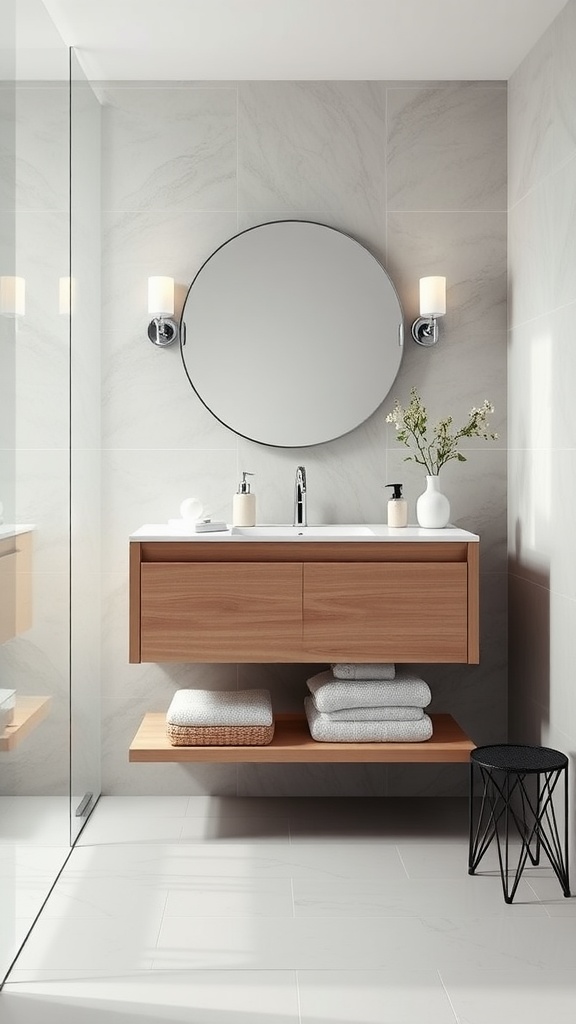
left=385, top=483, right=408, bottom=528
left=233, top=472, right=256, bottom=527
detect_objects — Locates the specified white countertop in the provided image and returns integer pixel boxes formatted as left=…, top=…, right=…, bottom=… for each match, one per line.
left=0, top=524, right=36, bottom=540
left=130, top=523, right=479, bottom=543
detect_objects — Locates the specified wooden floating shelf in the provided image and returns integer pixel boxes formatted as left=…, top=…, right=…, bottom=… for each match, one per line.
left=129, top=712, right=475, bottom=764
left=0, top=696, right=51, bottom=753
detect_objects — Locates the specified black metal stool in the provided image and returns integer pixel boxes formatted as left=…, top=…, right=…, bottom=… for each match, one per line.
left=468, top=743, right=571, bottom=904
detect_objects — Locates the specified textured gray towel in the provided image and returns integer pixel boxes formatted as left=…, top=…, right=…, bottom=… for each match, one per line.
left=306, top=669, right=431, bottom=713
left=166, top=688, right=273, bottom=727
left=331, top=663, right=395, bottom=680
left=317, top=704, right=424, bottom=722
left=305, top=698, right=433, bottom=743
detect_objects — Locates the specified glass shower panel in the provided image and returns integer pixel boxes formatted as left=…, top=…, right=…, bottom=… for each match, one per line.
left=0, top=0, right=71, bottom=985
left=0, top=0, right=18, bottom=983
left=69, top=48, right=102, bottom=841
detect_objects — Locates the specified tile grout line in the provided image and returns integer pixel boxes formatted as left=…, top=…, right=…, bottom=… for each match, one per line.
left=290, top=877, right=296, bottom=920
left=525, top=877, right=552, bottom=917
left=395, top=844, right=411, bottom=879
left=437, top=968, right=462, bottom=1024
left=154, top=888, right=171, bottom=959
left=295, top=968, right=303, bottom=1024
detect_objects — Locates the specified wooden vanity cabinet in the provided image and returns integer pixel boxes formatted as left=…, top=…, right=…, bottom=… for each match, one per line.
left=303, top=561, right=469, bottom=662
left=139, top=561, right=302, bottom=661
left=0, top=532, right=33, bottom=645
left=130, top=539, right=479, bottom=665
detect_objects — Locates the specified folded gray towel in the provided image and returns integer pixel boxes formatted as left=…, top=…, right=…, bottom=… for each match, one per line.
left=306, top=669, right=431, bottom=713
left=166, top=688, right=273, bottom=727
left=318, top=705, right=424, bottom=722
left=331, top=663, right=395, bottom=680
left=305, top=698, right=433, bottom=743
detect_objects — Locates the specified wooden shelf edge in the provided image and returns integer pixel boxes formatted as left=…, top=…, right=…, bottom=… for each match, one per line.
left=129, top=711, right=475, bottom=764
left=0, top=696, right=52, bottom=752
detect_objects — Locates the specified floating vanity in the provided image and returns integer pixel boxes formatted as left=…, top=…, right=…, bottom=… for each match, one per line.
left=128, top=524, right=479, bottom=765
left=129, top=524, right=479, bottom=665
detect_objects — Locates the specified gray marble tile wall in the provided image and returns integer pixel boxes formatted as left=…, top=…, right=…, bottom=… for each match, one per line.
left=508, top=0, right=576, bottom=844
left=100, top=80, right=508, bottom=796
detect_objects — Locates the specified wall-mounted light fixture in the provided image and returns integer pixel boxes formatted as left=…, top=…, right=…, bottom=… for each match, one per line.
left=411, top=276, right=446, bottom=346
left=0, top=276, right=26, bottom=318
left=147, top=276, right=178, bottom=347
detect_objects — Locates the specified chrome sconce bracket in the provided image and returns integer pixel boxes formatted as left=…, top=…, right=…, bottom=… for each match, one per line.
left=411, top=315, right=439, bottom=347
left=147, top=316, right=179, bottom=347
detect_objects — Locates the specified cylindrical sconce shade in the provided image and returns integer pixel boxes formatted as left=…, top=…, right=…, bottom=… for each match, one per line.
left=148, top=276, right=174, bottom=317
left=419, top=276, right=446, bottom=318
left=0, top=276, right=26, bottom=317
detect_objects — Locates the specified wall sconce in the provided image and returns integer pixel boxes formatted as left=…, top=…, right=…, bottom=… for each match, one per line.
left=411, top=276, right=446, bottom=346
left=147, top=276, right=178, bottom=347
left=0, top=276, right=26, bottom=318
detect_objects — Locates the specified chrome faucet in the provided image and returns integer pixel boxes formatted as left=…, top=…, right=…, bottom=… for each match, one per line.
left=294, top=465, right=307, bottom=527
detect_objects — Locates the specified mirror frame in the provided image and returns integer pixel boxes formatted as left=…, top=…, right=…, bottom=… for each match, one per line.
left=179, top=220, right=404, bottom=448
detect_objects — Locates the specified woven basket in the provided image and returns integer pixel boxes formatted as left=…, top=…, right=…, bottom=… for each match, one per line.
left=166, top=722, right=275, bottom=747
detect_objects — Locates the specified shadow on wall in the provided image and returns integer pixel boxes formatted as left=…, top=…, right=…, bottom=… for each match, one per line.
left=508, top=515, right=550, bottom=746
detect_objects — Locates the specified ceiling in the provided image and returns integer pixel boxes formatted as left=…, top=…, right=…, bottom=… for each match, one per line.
left=29, top=0, right=569, bottom=81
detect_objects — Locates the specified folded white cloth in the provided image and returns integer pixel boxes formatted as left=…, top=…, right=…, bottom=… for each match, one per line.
left=166, top=688, right=273, bottom=728
left=331, top=663, right=395, bottom=680
left=320, top=705, right=424, bottom=722
left=306, top=669, right=431, bottom=713
left=305, top=698, right=433, bottom=743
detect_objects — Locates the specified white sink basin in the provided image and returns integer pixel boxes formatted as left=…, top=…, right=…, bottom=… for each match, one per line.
left=231, top=524, right=375, bottom=539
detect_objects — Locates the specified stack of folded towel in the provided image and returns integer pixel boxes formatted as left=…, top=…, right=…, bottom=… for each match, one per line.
left=304, top=664, right=433, bottom=743
left=166, top=688, right=274, bottom=746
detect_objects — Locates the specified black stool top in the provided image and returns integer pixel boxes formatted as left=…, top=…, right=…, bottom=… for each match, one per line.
left=471, top=743, right=568, bottom=774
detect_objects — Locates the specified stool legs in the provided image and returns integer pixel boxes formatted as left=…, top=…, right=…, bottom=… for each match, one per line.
left=469, top=762, right=571, bottom=904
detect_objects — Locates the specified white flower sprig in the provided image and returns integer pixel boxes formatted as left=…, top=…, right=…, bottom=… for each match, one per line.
left=386, top=387, right=498, bottom=476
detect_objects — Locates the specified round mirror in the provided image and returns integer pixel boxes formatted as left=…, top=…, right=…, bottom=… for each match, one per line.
left=180, top=221, right=404, bottom=448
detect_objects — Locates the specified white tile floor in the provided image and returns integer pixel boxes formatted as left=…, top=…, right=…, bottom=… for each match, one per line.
left=2, top=795, right=576, bottom=1022
left=0, top=797, right=71, bottom=981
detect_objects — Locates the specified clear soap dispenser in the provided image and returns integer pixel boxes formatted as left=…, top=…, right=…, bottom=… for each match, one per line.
left=233, top=472, right=256, bottom=527
left=385, top=483, right=408, bottom=528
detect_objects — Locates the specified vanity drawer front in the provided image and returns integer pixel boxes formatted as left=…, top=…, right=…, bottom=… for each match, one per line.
left=140, top=562, right=302, bottom=662
left=302, top=562, right=469, bottom=662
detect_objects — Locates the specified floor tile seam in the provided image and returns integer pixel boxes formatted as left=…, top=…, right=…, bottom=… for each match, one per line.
left=436, top=966, right=576, bottom=976
left=394, top=844, right=411, bottom=879
left=436, top=968, right=462, bottom=1024
left=15, top=904, right=550, bottom=923
left=152, top=909, right=576, bottom=930
left=524, top=877, right=553, bottom=917
left=140, top=965, right=576, bottom=974
left=5, top=968, right=304, bottom=981
left=157, top=889, right=171, bottom=936
left=145, top=965, right=304, bottom=976
left=290, top=878, right=296, bottom=920
left=294, top=968, right=303, bottom=1024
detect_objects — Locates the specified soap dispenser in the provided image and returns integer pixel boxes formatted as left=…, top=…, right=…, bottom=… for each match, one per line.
left=385, top=483, right=408, bottom=528
left=233, top=472, right=256, bottom=527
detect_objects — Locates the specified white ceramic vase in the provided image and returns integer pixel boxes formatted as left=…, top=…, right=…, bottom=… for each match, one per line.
left=416, top=475, right=450, bottom=529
